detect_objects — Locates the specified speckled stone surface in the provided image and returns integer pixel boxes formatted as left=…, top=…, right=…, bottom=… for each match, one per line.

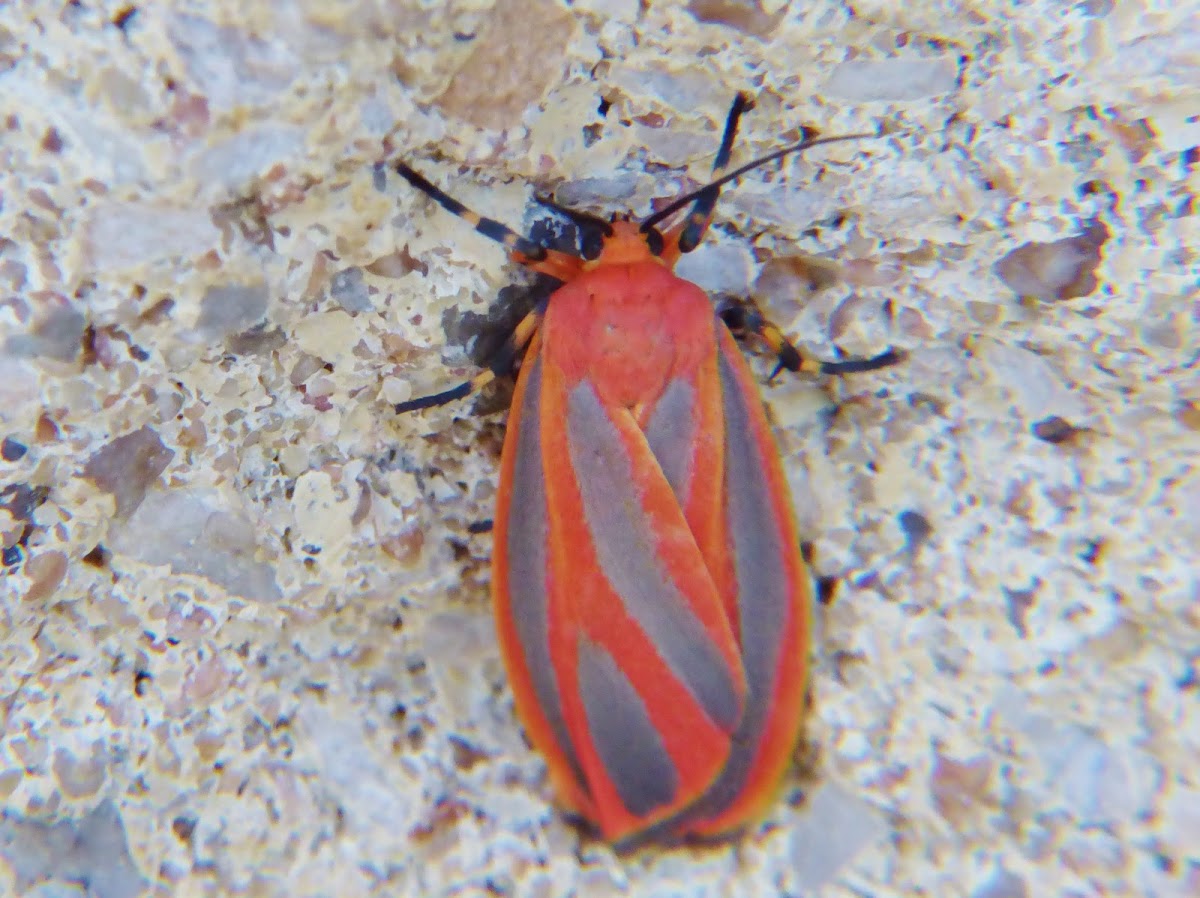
left=1, top=1, right=1197, bottom=896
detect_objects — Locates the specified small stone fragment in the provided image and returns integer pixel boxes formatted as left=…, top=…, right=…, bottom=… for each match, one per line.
left=969, top=337, right=1088, bottom=422
left=0, top=483, right=50, bottom=535
left=0, top=800, right=148, bottom=898
left=364, top=246, right=428, bottom=279
left=686, top=0, right=786, bottom=38
left=754, top=254, right=842, bottom=306
left=380, top=522, right=425, bottom=567
left=0, top=510, right=19, bottom=550
left=1032, top=415, right=1082, bottom=444
left=824, top=56, right=961, bottom=102
left=1055, top=735, right=1161, bottom=824
left=5, top=302, right=87, bottom=362
left=898, top=509, right=934, bottom=552
left=436, top=0, right=576, bottom=131
left=80, top=544, right=111, bottom=568
left=789, top=784, right=889, bottom=892
left=191, top=125, right=307, bottom=193
left=930, top=752, right=994, bottom=825
left=107, top=489, right=280, bottom=602
left=23, top=550, right=68, bottom=602
left=195, top=283, right=270, bottom=342
left=226, top=324, right=286, bottom=356
left=82, top=427, right=174, bottom=517
left=171, top=816, right=197, bottom=843
left=167, top=13, right=299, bottom=112
left=994, top=222, right=1109, bottom=302
left=329, top=266, right=372, bottom=313
left=53, top=746, right=107, bottom=799
left=83, top=202, right=220, bottom=268
left=1, top=437, right=27, bottom=461
left=1003, top=584, right=1038, bottom=638
left=448, top=735, right=490, bottom=771
left=182, top=654, right=233, bottom=704
left=296, top=704, right=418, bottom=834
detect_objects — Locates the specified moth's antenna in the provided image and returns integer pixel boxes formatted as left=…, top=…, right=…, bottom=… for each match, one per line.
left=640, top=131, right=877, bottom=234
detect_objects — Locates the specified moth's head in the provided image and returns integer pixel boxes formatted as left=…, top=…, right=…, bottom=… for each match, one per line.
left=582, top=218, right=667, bottom=269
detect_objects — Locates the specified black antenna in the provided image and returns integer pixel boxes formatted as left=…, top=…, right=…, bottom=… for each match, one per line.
left=639, top=130, right=878, bottom=234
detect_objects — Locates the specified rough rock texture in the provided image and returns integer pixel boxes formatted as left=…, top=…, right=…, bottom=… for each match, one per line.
left=1, top=1, right=1196, bottom=897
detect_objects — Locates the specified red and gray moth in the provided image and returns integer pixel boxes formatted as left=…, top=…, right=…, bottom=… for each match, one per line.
left=395, top=94, right=898, bottom=844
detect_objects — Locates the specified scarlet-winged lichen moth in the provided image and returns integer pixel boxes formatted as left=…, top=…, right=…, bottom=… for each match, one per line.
left=394, top=94, right=899, bottom=845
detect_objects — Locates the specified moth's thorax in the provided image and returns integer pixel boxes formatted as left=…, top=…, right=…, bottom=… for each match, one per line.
left=542, top=263, right=715, bottom=413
